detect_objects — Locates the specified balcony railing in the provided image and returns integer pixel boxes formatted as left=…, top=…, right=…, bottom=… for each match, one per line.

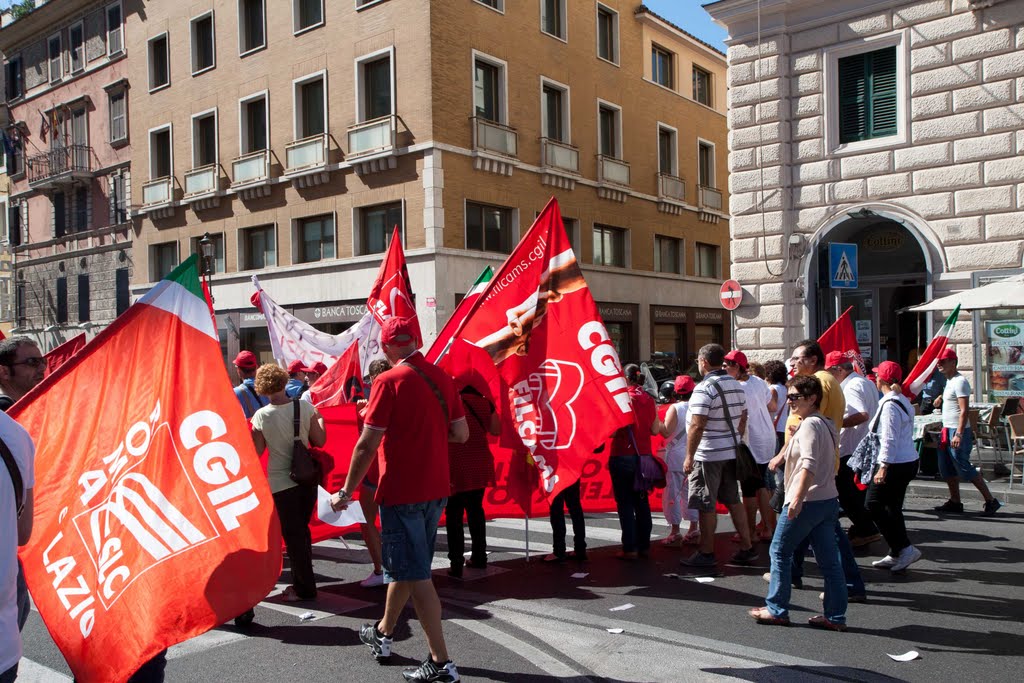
left=471, top=117, right=518, bottom=158
left=231, top=149, right=270, bottom=186
left=184, top=165, right=218, bottom=197
left=347, top=115, right=397, bottom=158
left=597, top=155, right=630, bottom=186
left=698, top=185, right=723, bottom=212
left=142, top=177, right=173, bottom=206
left=27, top=144, right=92, bottom=187
left=285, top=133, right=328, bottom=173
left=658, top=173, right=685, bottom=202
left=541, top=138, right=579, bottom=174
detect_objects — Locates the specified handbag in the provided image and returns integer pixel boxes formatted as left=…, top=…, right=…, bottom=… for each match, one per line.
left=849, top=396, right=909, bottom=485
left=289, top=399, right=321, bottom=487
left=710, top=376, right=760, bottom=483
left=628, top=427, right=667, bottom=492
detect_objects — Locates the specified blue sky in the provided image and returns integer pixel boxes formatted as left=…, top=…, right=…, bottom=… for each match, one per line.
left=644, top=0, right=728, bottom=52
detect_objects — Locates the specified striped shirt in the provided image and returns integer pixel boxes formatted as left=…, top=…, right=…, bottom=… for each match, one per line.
left=689, top=370, right=747, bottom=462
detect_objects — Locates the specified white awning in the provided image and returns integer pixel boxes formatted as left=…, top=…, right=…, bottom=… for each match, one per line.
left=905, top=274, right=1024, bottom=312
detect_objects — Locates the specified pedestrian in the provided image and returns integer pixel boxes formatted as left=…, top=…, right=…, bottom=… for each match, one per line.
left=356, top=358, right=393, bottom=588
left=748, top=361, right=767, bottom=380
left=251, top=363, right=327, bottom=602
left=285, top=359, right=307, bottom=398
left=681, top=344, right=758, bottom=569
left=231, top=350, right=269, bottom=420
left=330, top=317, right=468, bottom=682
left=764, top=360, right=790, bottom=455
left=864, top=361, right=922, bottom=572
left=932, top=349, right=1001, bottom=515
left=724, top=350, right=777, bottom=542
left=659, top=375, right=700, bottom=546
left=917, top=367, right=946, bottom=416
left=300, top=361, right=329, bottom=403
left=751, top=375, right=848, bottom=631
left=545, top=474, right=588, bottom=562
left=824, top=351, right=881, bottom=547
left=607, top=364, right=661, bottom=560
left=446, top=382, right=500, bottom=578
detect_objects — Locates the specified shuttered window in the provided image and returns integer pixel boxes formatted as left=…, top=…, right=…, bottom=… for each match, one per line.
left=838, top=46, right=897, bottom=144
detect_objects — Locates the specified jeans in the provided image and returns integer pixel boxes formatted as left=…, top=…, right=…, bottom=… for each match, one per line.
left=767, top=498, right=847, bottom=624
left=446, top=488, right=487, bottom=566
left=549, top=479, right=586, bottom=556
left=608, top=456, right=652, bottom=554
left=16, top=560, right=29, bottom=630
left=837, top=455, right=877, bottom=537
left=380, top=498, right=445, bottom=582
left=0, top=663, right=17, bottom=683
left=865, top=460, right=919, bottom=555
left=792, top=517, right=866, bottom=597
left=273, top=484, right=318, bottom=599
left=127, top=650, right=168, bottom=683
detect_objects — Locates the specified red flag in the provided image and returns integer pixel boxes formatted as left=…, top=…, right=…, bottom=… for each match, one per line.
left=308, top=341, right=363, bottom=407
left=366, top=226, right=420, bottom=344
left=13, top=257, right=281, bottom=683
left=818, top=306, right=865, bottom=375
left=452, top=198, right=634, bottom=500
left=44, top=333, right=86, bottom=375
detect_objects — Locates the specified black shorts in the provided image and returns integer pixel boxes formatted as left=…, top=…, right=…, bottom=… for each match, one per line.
left=740, top=462, right=769, bottom=498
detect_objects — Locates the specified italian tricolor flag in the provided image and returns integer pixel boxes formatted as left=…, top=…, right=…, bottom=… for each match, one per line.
left=904, top=304, right=961, bottom=399
left=425, top=265, right=494, bottom=363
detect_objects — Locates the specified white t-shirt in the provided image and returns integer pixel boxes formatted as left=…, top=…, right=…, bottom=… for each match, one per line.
left=689, top=371, right=747, bottom=462
left=664, top=401, right=690, bottom=471
left=839, top=373, right=880, bottom=456
left=740, top=375, right=777, bottom=464
left=771, top=383, right=789, bottom=434
left=1, top=412, right=36, bottom=675
left=941, top=374, right=971, bottom=430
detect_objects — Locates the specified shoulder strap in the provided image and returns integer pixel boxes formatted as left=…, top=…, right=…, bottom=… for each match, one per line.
left=871, top=395, right=909, bottom=432
left=707, top=376, right=741, bottom=449
left=0, top=436, right=24, bottom=518
left=405, top=361, right=449, bottom=424
left=293, top=398, right=302, bottom=441
left=772, top=386, right=787, bottom=427
left=243, top=383, right=263, bottom=413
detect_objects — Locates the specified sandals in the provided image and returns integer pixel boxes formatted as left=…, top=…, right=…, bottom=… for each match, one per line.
left=661, top=533, right=683, bottom=546
left=808, top=615, right=847, bottom=632
left=543, top=553, right=566, bottom=563
left=681, top=529, right=701, bottom=545
left=748, top=607, right=790, bottom=626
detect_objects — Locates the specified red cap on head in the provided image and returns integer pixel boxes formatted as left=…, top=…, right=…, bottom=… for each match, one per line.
left=873, top=361, right=903, bottom=383
left=724, top=350, right=748, bottom=370
left=673, top=375, right=696, bottom=395
left=380, top=317, right=417, bottom=346
left=824, top=351, right=847, bottom=369
left=233, top=350, right=258, bottom=370
left=938, top=348, right=958, bottom=362
left=309, top=362, right=328, bottom=375
left=287, top=359, right=305, bottom=375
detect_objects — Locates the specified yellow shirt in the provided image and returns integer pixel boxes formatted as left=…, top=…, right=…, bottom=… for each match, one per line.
left=784, top=371, right=846, bottom=468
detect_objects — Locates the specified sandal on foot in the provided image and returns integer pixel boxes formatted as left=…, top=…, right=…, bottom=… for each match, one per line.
left=661, top=533, right=683, bottom=545
left=808, top=615, right=847, bottom=632
left=681, top=529, right=701, bottom=545
left=748, top=607, right=790, bottom=626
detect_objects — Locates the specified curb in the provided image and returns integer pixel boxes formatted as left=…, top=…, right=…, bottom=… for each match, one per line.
left=908, top=478, right=1024, bottom=506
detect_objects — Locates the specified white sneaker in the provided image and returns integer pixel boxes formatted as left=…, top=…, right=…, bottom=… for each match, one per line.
left=890, top=546, right=922, bottom=572
left=360, top=570, right=385, bottom=588
left=872, top=555, right=898, bottom=568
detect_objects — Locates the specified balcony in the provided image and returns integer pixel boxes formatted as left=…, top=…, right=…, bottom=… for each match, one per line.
left=540, top=138, right=579, bottom=190
left=283, top=133, right=330, bottom=189
left=657, top=172, right=686, bottom=215
left=596, top=154, right=630, bottom=203
left=27, top=144, right=93, bottom=190
left=231, top=149, right=272, bottom=200
left=140, top=177, right=176, bottom=219
left=347, top=115, right=398, bottom=174
left=698, top=185, right=723, bottom=212
left=183, top=165, right=221, bottom=210
left=471, top=117, right=517, bottom=176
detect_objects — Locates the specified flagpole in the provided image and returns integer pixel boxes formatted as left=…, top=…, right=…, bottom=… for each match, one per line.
left=525, top=515, right=530, bottom=563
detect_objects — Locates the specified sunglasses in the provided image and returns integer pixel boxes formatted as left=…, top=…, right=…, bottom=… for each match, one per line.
left=6, top=357, right=46, bottom=369
left=786, top=393, right=810, bottom=402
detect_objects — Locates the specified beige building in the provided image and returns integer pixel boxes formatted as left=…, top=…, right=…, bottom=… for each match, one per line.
left=128, top=0, right=731, bottom=369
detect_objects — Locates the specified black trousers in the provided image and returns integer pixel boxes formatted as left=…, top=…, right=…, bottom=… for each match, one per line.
left=609, top=456, right=652, bottom=554
left=446, top=488, right=487, bottom=565
left=549, top=479, right=586, bottom=557
left=838, top=454, right=878, bottom=537
left=865, top=460, right=919, bottom=555
left=273, top=484, right=318, bottom=598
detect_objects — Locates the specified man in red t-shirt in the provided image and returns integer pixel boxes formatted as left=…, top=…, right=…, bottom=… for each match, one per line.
left=331, top=317, right=468, bottom=683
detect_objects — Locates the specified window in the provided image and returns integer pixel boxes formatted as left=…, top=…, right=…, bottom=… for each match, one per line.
left=74, top=186, right=88, bottom=232
left=192, top=111, right=217, bottom=167
left=150, top=127, right=172, bottom=179
left=359, top=55, right=392, bottom=121
left=698, top=140, right=714, bottom=188
left=473, top=57, right=503, bottom=122
left=148, top=34, right=170, bottom=91
left=107, top=2, right=124, bottom=56
left=241, top=94, right=268, bottom=153
left=109, top=89, right=127, bottom=143
left=5, top=131, right=24, bottom=176
left=48, top=34, right=62, bottom=82
left=5, top=56, right=23, bottom=100
left=112, top=174, right=127, bottom=224
left=7, top=204, right=21, bottom=247
left=191, top=12, right=216, bottom=74
left=53, top=193, right=67, bottom=238
left=69, top=23, right=85, bottom=73
left=241, top=225, right=276, bottom=269
left=466, top=201, right=514, bottom=253
left=294, top=0, right=324, bottom=33
left=838, top=46, right=898, bottom=144
left=562, top=216, right=579, bottom=255
left=693, top=66, right=712, bottom=106
left=655, top=235, right=681, bottom=274
left=651, top=44, right=674, bottom=89
left=541, top=80, right=568, bottom=142
left=598, top=103, right=620, bottom=158
left=475, top=0, right=503, bottom=9
left=596, top=5, right=618, bottom=63
left=151, top=242, right=178, bottom=281
left=295, top=75, right=326, bottom=138
left=56, top=277, right=68, bottom=324
left=296, top=215, right=335, bottom=263
left=191, top=233, right=225, bottom=273
left=541, top=0, right=566, bottom=40
left=78, top=274, right=90, bottom=323
left=239, top=0, right=266, bottom=55
left=658, top=125, right=677, bottom=176
left=116, top=267, right=130, bottom=315
left=695, top=243, right=719, bottom=278
left=593, top=224, right=626, bottom=268
left=358, top=202, right=403, bottom=255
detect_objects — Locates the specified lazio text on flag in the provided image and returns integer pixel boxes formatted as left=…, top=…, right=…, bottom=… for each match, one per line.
left=12, top=256, right=282, bottom=683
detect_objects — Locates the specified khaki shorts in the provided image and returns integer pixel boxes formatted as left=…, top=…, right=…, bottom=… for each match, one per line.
left=687, top=459, right=740, bottom=512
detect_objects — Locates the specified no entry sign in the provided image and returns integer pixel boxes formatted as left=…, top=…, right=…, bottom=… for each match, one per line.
left=720, top=280, right=742, bottom=310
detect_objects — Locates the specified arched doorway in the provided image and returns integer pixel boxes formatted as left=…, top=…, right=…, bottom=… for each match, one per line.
left=809, top=210, right=930, bottom=371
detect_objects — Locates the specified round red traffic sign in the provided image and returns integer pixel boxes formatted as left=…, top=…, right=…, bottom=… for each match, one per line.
left=720, top=280, right=743, bottom=310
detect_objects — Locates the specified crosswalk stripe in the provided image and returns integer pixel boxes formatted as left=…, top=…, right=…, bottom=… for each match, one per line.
left=15, top=659, right=72, bottom=683
left=167, top=628, right=248, bottom=660
left=258, top=583, right=376, bottom=621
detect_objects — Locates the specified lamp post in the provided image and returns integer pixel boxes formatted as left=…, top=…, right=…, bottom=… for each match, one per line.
left=199, top=232, right=215, bottom=304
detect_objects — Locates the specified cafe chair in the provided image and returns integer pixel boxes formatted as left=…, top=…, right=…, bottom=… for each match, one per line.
left=974, top=405, right=1010, bottom=476
left=1008, top=414, right=1024, bottom=490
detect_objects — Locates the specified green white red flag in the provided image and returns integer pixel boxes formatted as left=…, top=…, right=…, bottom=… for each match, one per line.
left=426, top=265, right=494, bottom=363
left=904, top=305, right=961, bottom=399
left=13, top=256, right=282, bottom=683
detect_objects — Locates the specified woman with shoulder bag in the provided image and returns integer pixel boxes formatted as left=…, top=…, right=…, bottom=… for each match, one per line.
left=251, top=363, right=327, bottom=602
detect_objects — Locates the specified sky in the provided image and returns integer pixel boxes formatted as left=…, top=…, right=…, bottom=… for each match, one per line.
left=643, top=0, right=729, bottom=52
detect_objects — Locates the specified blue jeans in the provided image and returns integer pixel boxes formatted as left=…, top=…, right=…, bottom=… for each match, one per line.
left=0, top=663, right=17, bottom=683
left=938, top=427, right=978, bottom=481
left=792, top=518, right=866, bottom=596
left=766, top=498, right=847, bottom=624
left=379, top=498, right=445, bottom=582
left=608, top=456, right=652, bottom=554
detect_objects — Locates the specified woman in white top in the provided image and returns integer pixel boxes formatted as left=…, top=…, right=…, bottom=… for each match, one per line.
left=659, top=375, right=700, bottom=545
left=864, top=361, right=922, bottom=573
left=764, top=361, right=790, bottom=453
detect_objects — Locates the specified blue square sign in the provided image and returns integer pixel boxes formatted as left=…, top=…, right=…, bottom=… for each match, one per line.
left=829, top=243, right=858, bottom=289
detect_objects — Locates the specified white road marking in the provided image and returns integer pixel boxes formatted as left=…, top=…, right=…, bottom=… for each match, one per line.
left=167, top=628, right=248, bottom=660
left=259, top=584, right=375, bottom=621
left=14, top=659, right=72, bottom=683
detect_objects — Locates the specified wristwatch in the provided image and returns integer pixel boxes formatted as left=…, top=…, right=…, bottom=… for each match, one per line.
left=336, top=489, right=352, bottom=501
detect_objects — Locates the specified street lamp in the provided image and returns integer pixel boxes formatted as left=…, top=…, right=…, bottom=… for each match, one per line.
left=199, top=232, right=215, bottom=304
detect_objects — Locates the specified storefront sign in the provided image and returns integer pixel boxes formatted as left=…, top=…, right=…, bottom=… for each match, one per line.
left=239, top=311, right=267, bottom=328
left=598, top=303, right=637, bottom=322
left=694, top=310, right=724, bottom=324
left=651, top=306, right=687, bottom=324
left=292, top=302, right=366, bottom=325
left=862, top=229, right=906, bottom=251
left=987, top=320, right=1024, bottom=398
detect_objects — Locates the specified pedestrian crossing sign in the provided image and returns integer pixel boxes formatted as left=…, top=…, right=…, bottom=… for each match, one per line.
left=829, top=243, right=858, bottom=289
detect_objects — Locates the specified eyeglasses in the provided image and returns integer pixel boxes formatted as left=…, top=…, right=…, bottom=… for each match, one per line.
left=6, top=357, right=46, bottom=369
left=786, top=393, right=809, bottom=403
left=723, top=361, right=737, bottom=367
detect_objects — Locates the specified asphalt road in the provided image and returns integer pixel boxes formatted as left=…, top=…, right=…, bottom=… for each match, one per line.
left=17, top=496, right=1024, bottom=682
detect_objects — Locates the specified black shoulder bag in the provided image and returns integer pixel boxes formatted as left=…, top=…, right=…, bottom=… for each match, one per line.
left=1, top=436, right=25, bottom=519
left=710, top=377, right=760, bottom=483
left=289, top=399, right=321, bottom=487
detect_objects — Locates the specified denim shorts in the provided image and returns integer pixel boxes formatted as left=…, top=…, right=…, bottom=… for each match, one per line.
left=938, top=427, right=978, bottom=481
left=379, top=498, right=446, bottom=582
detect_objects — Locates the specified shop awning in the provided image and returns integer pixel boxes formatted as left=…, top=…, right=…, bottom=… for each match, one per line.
left=904, top=274, right=1024, bottom=312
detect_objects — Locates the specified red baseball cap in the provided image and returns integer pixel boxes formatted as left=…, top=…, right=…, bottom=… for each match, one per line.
left=233, top=350, right=258, bottom=369
left=724, top=350, right=748, bottom=370
left=673, top=375, right=696, bottom=395
left=824, top=351, right=847, bottom=369
left=938, top=348, right=958, bottom=362
left=380, top=317, right=417, bottom=346
left=287, top=359, right=305, bottom=375
left=873, top=361, right=903, bottom=383
left=308, top=361, right=328, bottom=375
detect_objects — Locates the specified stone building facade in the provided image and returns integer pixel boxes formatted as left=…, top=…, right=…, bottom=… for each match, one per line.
left=707, top=0, right=1024, bottom=397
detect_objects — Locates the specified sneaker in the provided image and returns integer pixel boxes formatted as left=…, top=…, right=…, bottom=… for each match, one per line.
left=934, top=500, right=964, bottom=513
left=402, top=656, right=460, bottom=682
left=982, top=499, right=1002, bottom=517
left=681, top=552, right=717, bottom=568
left=360, top=622, right=393, bottom=663
left=849, top=533, right=882, bottom=548
left=360, top=570, right=385, bottom=588
left=890, top=545, right=922, bottom=572
left=872, top=555, right=898, bottom=569
left=729, top=547, right=760, bottom=566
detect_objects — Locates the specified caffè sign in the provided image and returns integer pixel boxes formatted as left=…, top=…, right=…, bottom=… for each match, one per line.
left=862, top=229, right=905, bottom=251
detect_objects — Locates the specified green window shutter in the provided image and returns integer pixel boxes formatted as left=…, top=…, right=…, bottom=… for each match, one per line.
left=838, top=53, right=868, bottom=144
left=868, top=46, right=898, bottom=138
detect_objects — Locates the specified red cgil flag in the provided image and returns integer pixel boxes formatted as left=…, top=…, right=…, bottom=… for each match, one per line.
left=308, top=340, right=364, bottom=407
left=366, top=226, right=421, bottom=345
left=450, top=198, right=634, bottom=500
left=44, top=332, right=86, bottom=375
left=818, top=306, right=866, bottom=375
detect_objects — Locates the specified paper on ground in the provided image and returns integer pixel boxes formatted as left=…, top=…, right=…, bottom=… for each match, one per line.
left=606, top=628, right=624, bottom=634
left=609, top=603, right=634, bottom=612
left=887, top=651, right=920, bottom=662
left=299, top=612, right=316, bottom=621
left=316, top=486, right=367, bottom=527
left=571, top=572, right=589, bottom=579
left=694, top=576, right=715, bottom=583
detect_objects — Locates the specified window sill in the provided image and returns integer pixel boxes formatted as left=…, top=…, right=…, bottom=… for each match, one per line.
left=293, top=21, right=325, bottom=37
left=472, top=0, right=504, bottom=14
left=109, top=137, right=129, bottom=149
left=828, top=133, right=904, bottom=157
left=541, top=30, right=568, bottom=45
left=148, top=82, right=170, bottom=94
left=597, top=55, right=620, bottom=68
left=239, top=45, right=267, bottom=59
left=355, top=0, right=388, bottom=11
left=191, top=65, right=216, bottom=78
